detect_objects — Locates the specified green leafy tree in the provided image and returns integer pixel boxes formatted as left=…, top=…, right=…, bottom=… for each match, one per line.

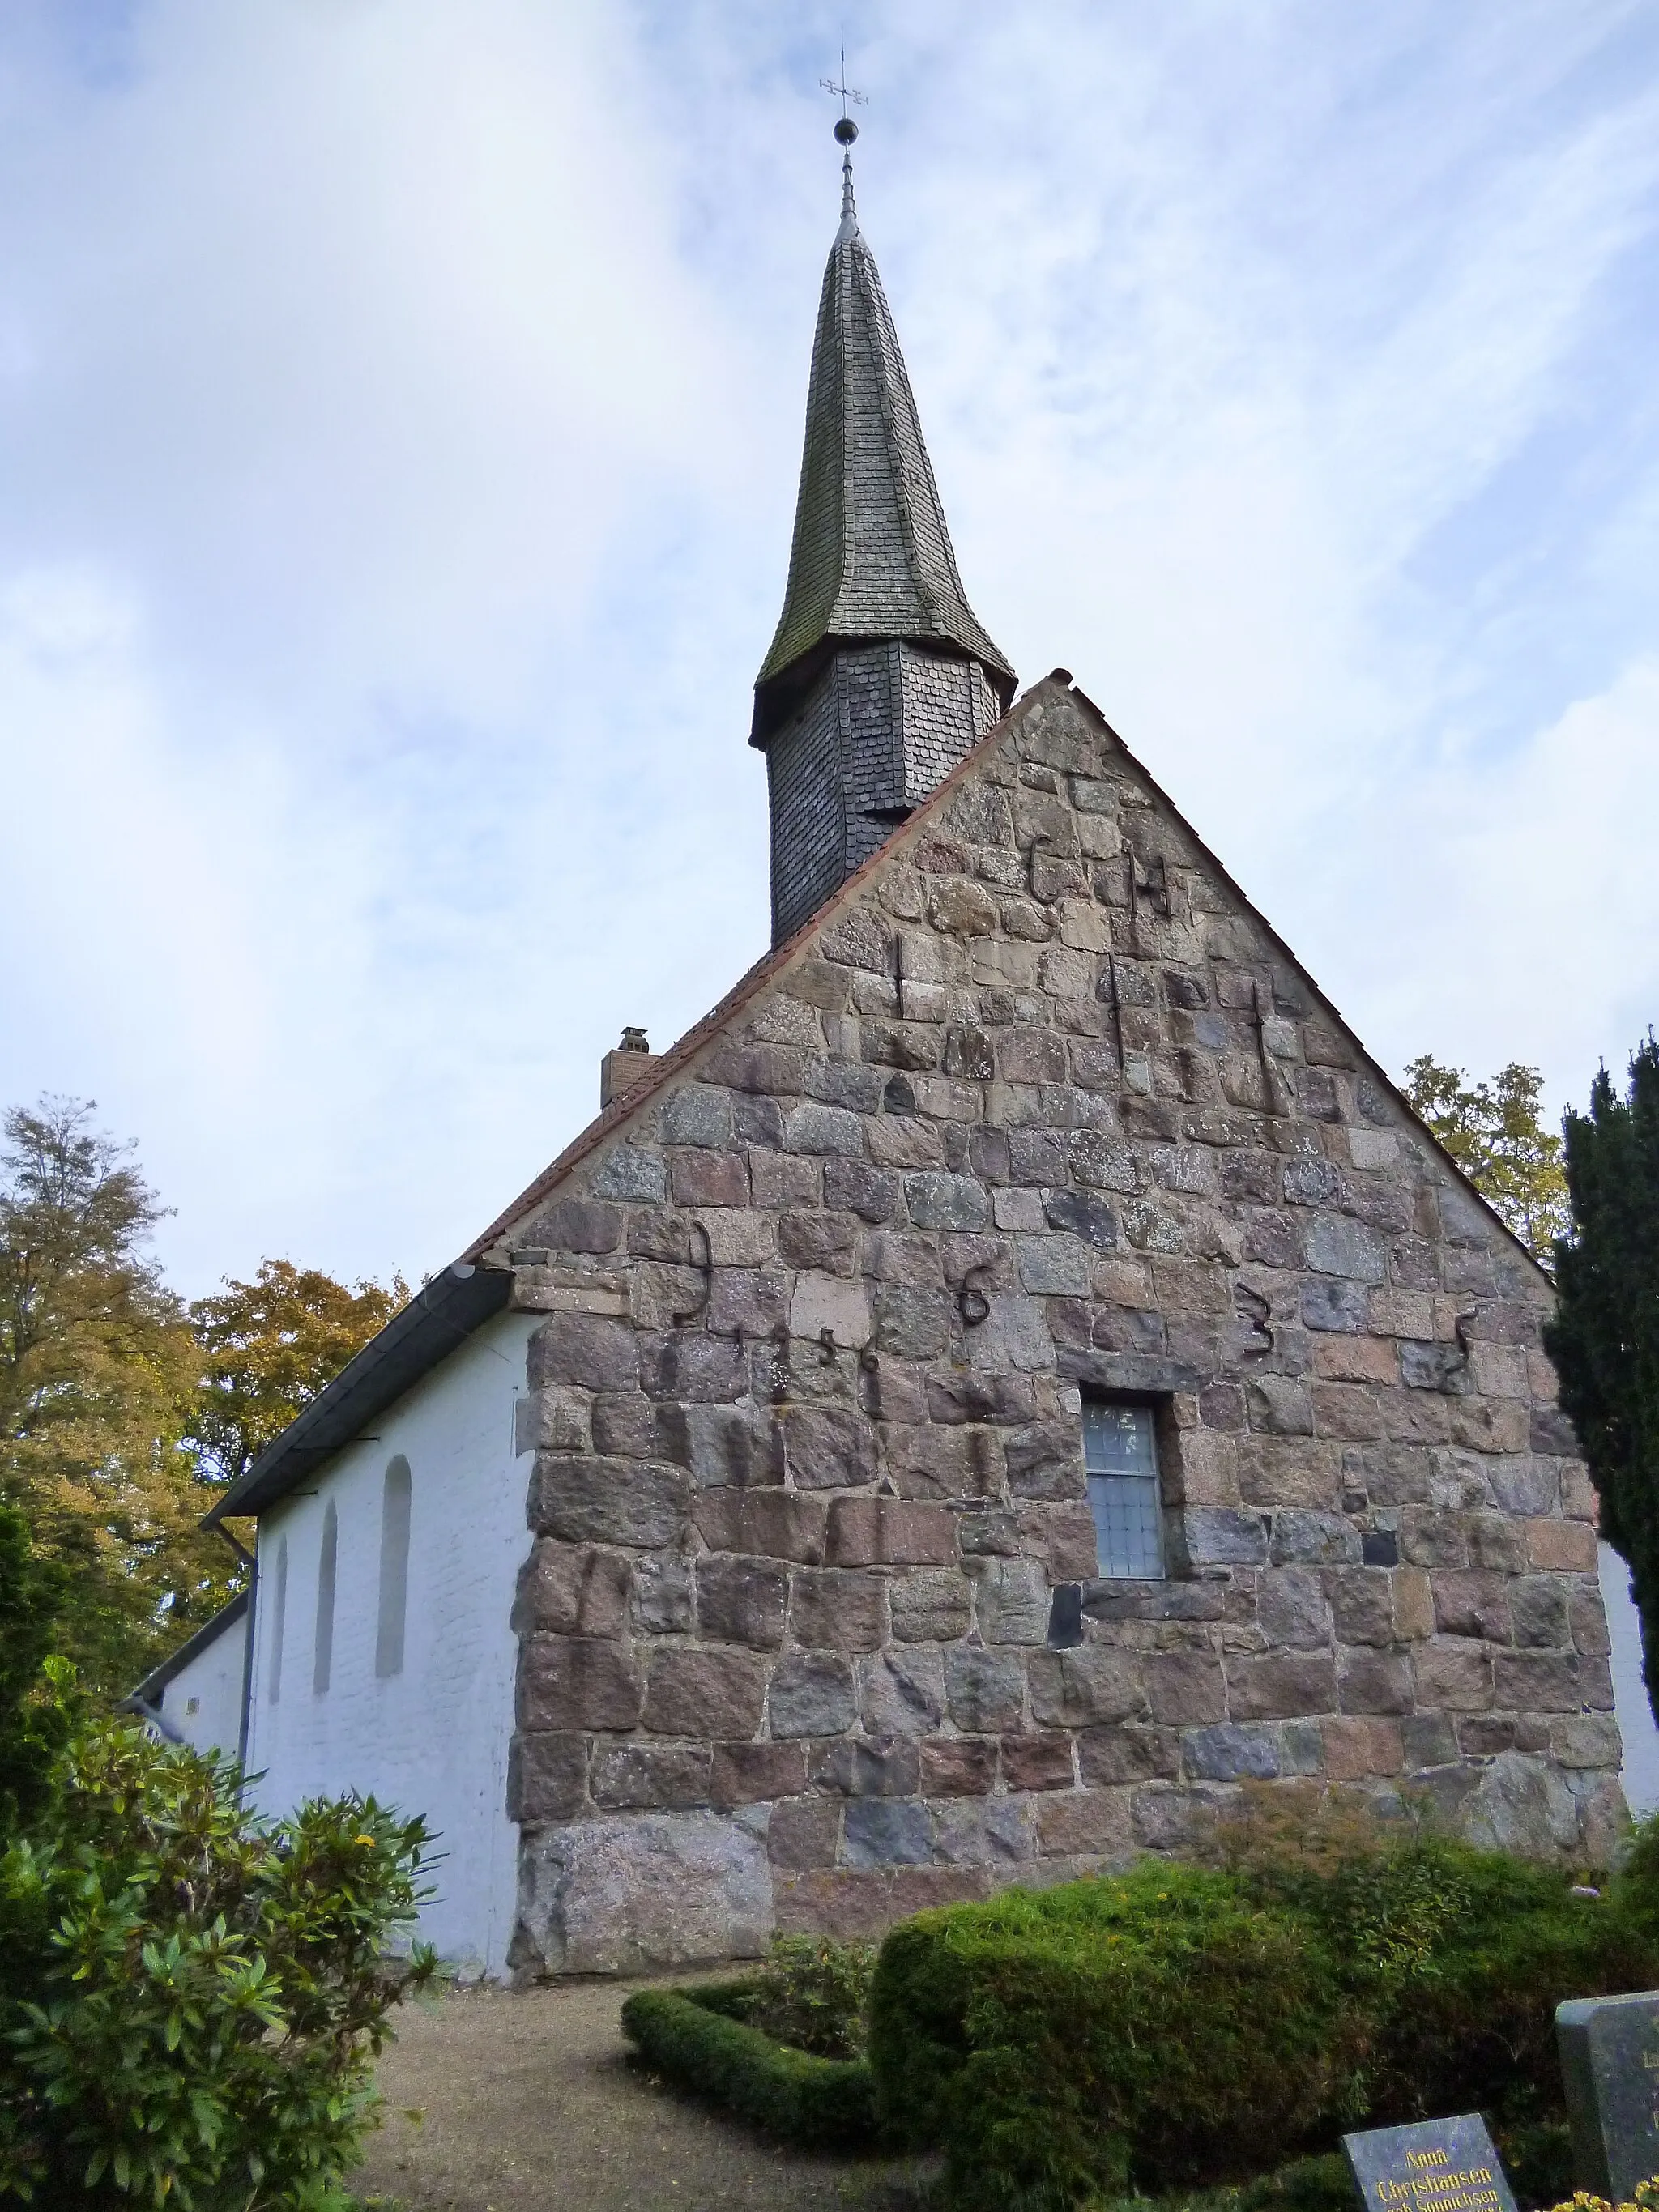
left=185, top=1260, right=408, bottom=1491
left=1544, top=1039, right=1659, bottom=1720
left=1, top=1094, right=404, bottom=1698
left=1404, top=1055, right=1571, bottom=1263
left=0, top=1715, right=435, bottom=2206
left=0, top=1098, right=224, bottom=1695
left=0, top=1506, right=71, bottom=1839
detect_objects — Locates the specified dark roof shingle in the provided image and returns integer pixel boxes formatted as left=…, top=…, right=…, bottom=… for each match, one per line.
left=753, top=202, right=1013, bottom=743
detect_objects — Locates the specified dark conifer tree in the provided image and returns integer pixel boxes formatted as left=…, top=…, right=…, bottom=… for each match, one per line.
left=1545, top=1038, right=1659, bottom=1721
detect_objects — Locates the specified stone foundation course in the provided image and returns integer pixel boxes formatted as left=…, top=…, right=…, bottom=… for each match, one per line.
left=497, top=678, right=1620, bottom=1975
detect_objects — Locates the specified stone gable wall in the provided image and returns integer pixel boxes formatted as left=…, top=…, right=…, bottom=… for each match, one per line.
left=504, top=681, right=1619, bottom=1976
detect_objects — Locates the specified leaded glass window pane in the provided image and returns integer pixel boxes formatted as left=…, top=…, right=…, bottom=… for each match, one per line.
left=1084, top=1401, right=1164, bottom=1579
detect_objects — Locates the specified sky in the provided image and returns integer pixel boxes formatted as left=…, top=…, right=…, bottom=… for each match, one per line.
left=2, top=0, right=1657, bottom=1300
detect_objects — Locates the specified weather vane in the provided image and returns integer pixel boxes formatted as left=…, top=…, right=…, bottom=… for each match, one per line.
left=820, top=37, right=867, bottom=146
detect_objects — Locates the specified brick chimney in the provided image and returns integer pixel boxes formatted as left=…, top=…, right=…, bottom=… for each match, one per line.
left=600, top=1026, right=662, bottom=1109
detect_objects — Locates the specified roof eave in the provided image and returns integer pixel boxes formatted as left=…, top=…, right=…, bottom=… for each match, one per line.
left=202, top=1261, right=514, bottom=1526
left=128, top=1588, right=250, bottom=1705
left=751, top=629, right=1017, bottom=749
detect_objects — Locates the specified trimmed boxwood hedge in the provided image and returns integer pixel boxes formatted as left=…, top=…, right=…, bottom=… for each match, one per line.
left=867, top=1846, right=1659, bottom=2212
left=870, top=1860, right=1354, bottom=2206
left=620, top=1986, right=876, bottom=2149
left=623, top=1824, right=1659, bottom=2208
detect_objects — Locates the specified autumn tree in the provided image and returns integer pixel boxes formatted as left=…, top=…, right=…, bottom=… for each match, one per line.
left=0, top=1097, right=225, bottom=1694
left=185, top=1259, right=408, bottom=1490
left=1404, top=1055, right=1571, bottom=1264
left=1544, top=1039, right=1659, bottom=1721
left=1, top=1097, right=409, bottom=1698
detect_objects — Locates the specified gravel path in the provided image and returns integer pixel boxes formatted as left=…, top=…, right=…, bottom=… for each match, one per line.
left=353, top=1980, right=931, bottom=2212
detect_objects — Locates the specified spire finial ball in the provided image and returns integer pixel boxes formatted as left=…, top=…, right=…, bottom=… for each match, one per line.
left=834, top=115, right=858, bottom=145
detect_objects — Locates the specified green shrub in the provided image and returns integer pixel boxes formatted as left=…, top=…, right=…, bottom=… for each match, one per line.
left=672, top=1974, right=766, bottom=2021
left=621, top=1987, right=876, bottom=2149
left=744, top=1934, right=878, bottom=2059
left=0, top=1716, right=436, bottom=2209
left=1233, top=2152, right=1357, bottom=2212
left=637, top=1937, right=876, bottom=2058
left=0, top=1521, right=72, bottom=1840
left=1231, top=1818, right=1653, bottom=2131
left=869, top=1831, right=1659, bottom=2212
left=1492, top=2119, right=1576, bottom=2210
left=870, top=1860, right=1358, bottom=2207
left=1610, top=1812, right=1659, bottom=1938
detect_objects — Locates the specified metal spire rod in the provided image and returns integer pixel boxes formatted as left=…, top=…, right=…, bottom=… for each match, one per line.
left=821, top=36, right=866, bottom=240
left=819, top=36, right=868, bottom=120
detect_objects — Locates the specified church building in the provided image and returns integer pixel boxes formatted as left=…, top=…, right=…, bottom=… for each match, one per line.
left=147, top=133, right=1640, bottom=1979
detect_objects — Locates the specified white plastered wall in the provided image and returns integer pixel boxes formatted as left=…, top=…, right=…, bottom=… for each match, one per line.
left=1602, top=1541, right=1659, bottom=1818
left=156, top=1614, right=249, bottom=1760
left=245, top=1310, right=538, bottom=1977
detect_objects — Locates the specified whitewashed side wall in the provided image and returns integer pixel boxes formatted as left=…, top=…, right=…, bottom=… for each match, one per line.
left=1602, top=1541, right=1659, bottom=1818
left=245, top=1311, right=538, bottom=1977
left=157, top=1616, right=248, bottom=1759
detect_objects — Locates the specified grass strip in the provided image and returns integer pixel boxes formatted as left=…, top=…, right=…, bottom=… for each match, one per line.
left=620, top=1986, right=876, bottom=2150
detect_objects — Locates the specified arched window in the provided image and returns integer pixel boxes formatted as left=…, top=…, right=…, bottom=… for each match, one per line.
left=313, top=1500, right=338, bottom=1694
left=376, top=1457, right=412, bottom=1679
left=267, top=1536, right=288, bottom=1705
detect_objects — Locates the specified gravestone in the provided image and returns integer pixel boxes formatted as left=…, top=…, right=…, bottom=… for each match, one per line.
left=1342, top=2114, right=1516, bottom=2212
left=1558, top=1991, right=1659, bottom=2200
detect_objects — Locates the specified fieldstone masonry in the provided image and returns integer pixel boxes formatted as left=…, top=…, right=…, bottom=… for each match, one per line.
left=497, top=677, right=1620, bottom=1975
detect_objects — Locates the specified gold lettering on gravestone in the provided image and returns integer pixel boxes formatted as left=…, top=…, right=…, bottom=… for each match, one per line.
left=1344, top=2113, right=1518, bottom=2212
left=1369, top=2149, right=1504, bottom=2212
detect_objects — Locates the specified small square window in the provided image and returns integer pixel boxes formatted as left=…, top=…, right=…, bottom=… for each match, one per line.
left=1084, top=1400, right=1165, bottom=1579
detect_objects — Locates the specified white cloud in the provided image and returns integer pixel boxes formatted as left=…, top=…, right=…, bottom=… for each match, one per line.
left=1349, top=657, right=1659, bottom=1104
left=0, top=0, right=1656, bottom=1290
